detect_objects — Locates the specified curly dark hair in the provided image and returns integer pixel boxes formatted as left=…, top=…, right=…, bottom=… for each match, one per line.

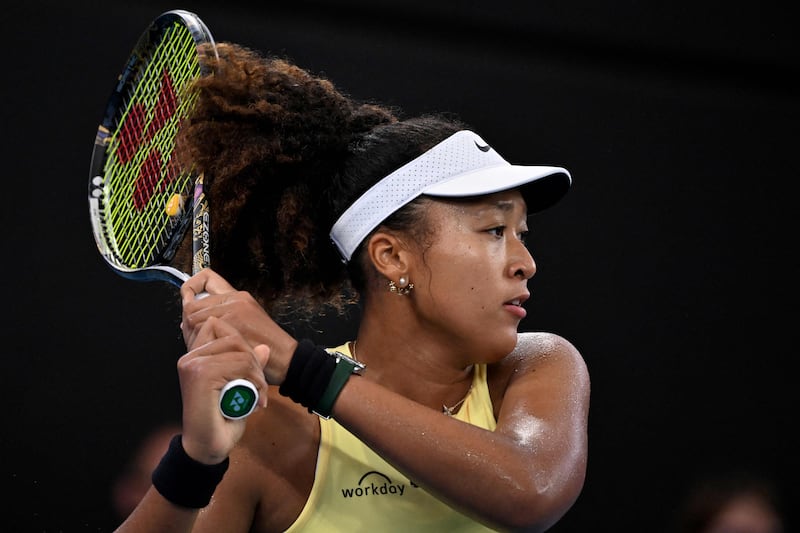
left=172, top=42, right=467, bottom=320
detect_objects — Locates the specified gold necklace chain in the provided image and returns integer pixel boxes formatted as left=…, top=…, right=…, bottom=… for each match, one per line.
left=349, top=340, right=473, bottom=416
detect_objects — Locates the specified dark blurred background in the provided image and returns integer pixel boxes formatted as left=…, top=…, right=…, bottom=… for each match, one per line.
left=2, top=1, right=796, bottom=531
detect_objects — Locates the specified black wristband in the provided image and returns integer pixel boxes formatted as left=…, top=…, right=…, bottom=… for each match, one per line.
left=151, top=434, right=229, bottom=508
left=279, top=339, right=337, bottom=411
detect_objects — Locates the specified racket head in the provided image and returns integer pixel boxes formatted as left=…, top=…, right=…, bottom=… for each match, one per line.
left=88, top=10, right=217, bottom=287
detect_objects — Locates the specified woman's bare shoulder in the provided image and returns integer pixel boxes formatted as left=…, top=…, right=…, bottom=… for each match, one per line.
left=512, top=331, right=584, bottom=364
left=489, top=332, right=589, bottom=409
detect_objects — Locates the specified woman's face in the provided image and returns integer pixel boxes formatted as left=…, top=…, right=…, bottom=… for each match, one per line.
left=410, top=189, right=535, bottom=362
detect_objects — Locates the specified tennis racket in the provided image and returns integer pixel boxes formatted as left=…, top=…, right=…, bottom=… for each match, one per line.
left=88, top=9, right=258, bottom=420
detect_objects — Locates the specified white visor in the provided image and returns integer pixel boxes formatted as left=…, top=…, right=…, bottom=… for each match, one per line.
left=330, top=130, right=571, bottom=262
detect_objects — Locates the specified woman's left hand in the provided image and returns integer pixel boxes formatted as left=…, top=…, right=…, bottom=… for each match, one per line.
left=180, top=268, right=298, bottom=385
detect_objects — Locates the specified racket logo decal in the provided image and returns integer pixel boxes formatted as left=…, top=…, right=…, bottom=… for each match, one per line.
left=113, top=68, right=181, bottom=212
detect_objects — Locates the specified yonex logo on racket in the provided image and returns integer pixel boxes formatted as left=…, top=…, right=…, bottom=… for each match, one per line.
left=220, top=380, right=258, bottom=419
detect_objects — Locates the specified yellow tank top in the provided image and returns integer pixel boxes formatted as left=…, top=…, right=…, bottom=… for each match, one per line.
left=284, top=343, right=499, bottom=532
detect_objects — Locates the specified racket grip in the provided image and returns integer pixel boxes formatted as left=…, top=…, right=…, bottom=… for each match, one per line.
left=219, top=379, right=259, bottom=419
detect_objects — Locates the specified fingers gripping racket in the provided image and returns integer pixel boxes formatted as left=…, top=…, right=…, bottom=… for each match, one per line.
left=88, top=10, right=257, bottom=420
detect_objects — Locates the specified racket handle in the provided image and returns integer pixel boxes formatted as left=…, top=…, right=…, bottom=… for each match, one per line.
left=219, top=379, right=259, bottom=419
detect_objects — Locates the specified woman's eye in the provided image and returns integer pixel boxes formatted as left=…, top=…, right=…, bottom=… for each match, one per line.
left=487, top=227, right=528, bottom=243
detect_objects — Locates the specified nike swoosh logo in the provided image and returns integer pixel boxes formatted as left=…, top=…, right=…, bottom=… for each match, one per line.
left=474, top=140, right=491, bottom=152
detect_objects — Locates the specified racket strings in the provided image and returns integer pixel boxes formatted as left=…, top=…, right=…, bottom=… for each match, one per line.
left=102, top=21, right=203, bottom=268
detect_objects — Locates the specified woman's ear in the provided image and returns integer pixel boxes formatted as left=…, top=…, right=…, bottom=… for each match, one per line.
left=366, top=230, right=411, bottom=281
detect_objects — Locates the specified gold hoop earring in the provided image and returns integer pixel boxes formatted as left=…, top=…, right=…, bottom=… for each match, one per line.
left=388, top=278, right=414, bottom=296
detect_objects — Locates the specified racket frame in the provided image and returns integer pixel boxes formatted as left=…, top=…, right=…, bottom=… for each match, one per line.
left=88, top=10, right=217, bottom=287
left=88, top=11, right=258, bottom=420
